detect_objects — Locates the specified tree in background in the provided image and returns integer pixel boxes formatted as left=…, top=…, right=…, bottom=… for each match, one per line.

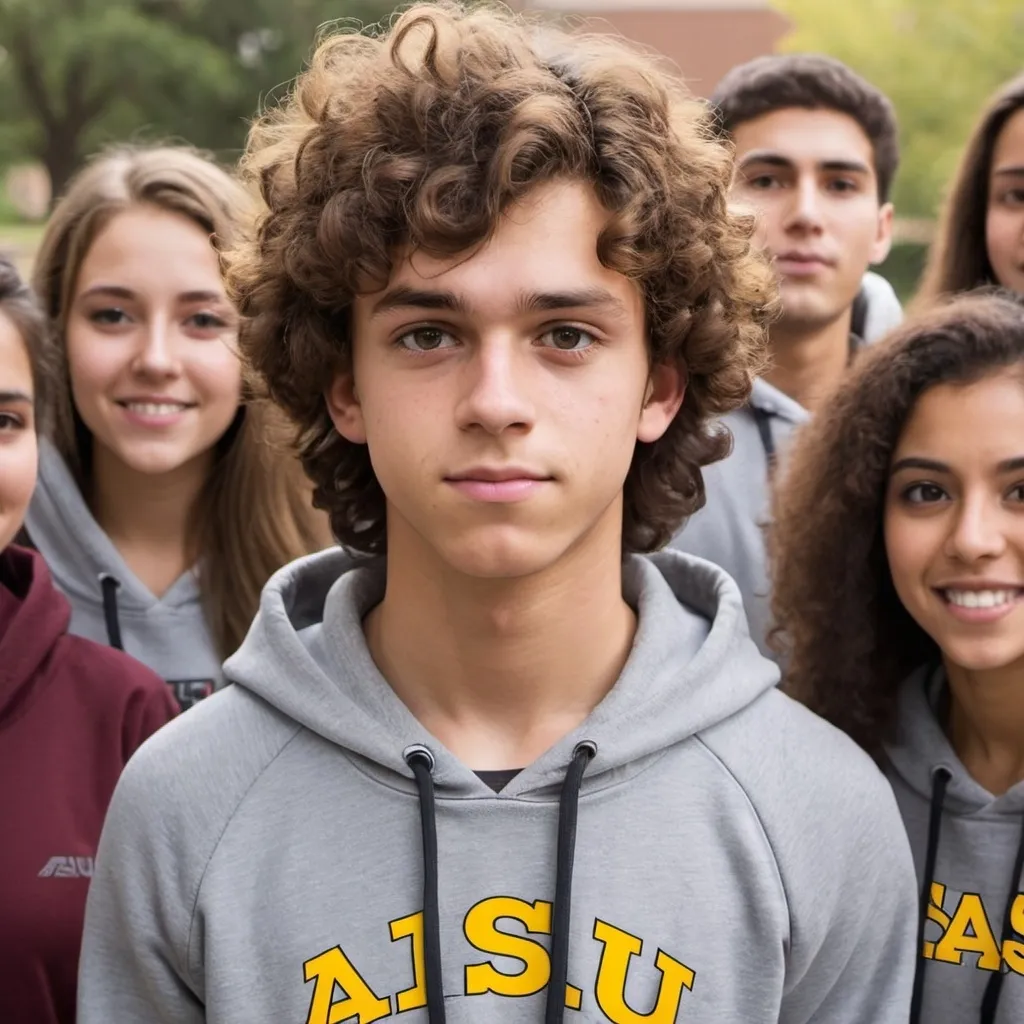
left=775, top=0, right=1024, bottom=219
left=0, top=0, right=394, bottom=200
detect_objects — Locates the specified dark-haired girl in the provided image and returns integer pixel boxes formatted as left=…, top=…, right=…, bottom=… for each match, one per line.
left=771, top=289, right=1024, bottom=1023
left=917, top=74, right=1024, bottom=303
left=0, top=257, right=177, bottom=1023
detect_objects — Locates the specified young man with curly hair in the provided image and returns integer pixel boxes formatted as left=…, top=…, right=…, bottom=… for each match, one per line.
left=672, top=54, right=900, bottom=658
left=78, top=6, right=916, bottom=1022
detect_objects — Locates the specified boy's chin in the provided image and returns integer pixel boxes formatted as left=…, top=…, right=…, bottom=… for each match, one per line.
left=431, top=532, right=572, bottom=582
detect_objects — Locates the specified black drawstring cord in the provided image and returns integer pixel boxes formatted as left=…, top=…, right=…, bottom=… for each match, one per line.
left=405, top=745, right=447, bottom=1024
left=980, top=813, right=1024, bottom=1023
left=750, top=406, right=776, bottom=475
left=405, top=741, right=596, bottom=1024
left=910, top=766, right=951, bottom=1024
left=545, top=741, right=596, bottom=1024
left=99, top=573, right=124, bottom=649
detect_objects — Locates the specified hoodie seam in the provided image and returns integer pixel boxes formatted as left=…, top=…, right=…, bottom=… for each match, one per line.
left=183, top=723, right=304, bottom=985
left=694, top=736, right=792, bottom=945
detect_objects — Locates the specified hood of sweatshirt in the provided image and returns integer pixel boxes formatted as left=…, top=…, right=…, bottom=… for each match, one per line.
left=23, top=439, right=221, bottom=708
left=0, top=544, right=70, bottom=721
left=77, top=545, right=917, bottom=1024
left=884, top=666, right=1024, bottom=1023
left=227, top=548, right=777, bottom=796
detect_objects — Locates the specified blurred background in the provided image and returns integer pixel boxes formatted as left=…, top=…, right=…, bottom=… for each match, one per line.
left=0, top=0, right=1019, bottom=298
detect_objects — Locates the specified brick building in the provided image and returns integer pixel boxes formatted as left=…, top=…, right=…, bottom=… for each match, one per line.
left=510, top=0, right=790, bottom=97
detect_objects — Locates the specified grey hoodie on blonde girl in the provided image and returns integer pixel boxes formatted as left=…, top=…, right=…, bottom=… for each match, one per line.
left=24, top=440, right=222, bottom=709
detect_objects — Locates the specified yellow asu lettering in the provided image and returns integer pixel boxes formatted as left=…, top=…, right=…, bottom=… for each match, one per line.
left=923, top=881, right=1024, bottom=977
left=463, top=896, right=583, bottom=1010
left=301, top=896, right=697, bottom=1021
left=389, top=912, right=427, bottom=1013
left=303, top=947, right=391, bottom=1024
left=593, top=919, right=695, bottom=1023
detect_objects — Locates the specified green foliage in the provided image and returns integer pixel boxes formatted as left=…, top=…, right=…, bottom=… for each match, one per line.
left=877, top=241, right=928, bottom=303
left=774, top=0, right=1024, bottom=218
left=0, top=0, right=397, bottom=194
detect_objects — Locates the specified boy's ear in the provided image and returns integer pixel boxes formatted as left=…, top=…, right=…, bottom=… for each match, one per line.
left=637, top=360, right=686, bottom=443
left=870, top=202, right=895, bottom=265
left=324, top=371, right=367, bottom=444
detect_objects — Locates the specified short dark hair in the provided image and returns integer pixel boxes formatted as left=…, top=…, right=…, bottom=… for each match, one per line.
left=227, top=1, right=777, bottom=555
left=770, top=288, right=1024, bottom=759
left=0, top=257, right=53, bottom=433
left=711, top=54, right=899, bottom=203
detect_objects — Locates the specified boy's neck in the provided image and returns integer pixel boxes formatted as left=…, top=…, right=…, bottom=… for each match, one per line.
left=946, top=659, right=1024, bottom=796
left=364, top=505, right=637, bottom=771
left=763, top=308, right=853, bottom=414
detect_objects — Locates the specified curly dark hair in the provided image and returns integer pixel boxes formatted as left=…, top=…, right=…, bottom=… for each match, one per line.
left=769, top=289, right=1024, bottom=759
left=711, top=53, right=900, bottom=203
left=0, top=256, right=53, bottom=433
left=916, top=73, right=1024, bottom=306
left=225, top=0, right=777, bottom=554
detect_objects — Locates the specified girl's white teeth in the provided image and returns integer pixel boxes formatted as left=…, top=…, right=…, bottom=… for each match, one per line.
left=945, top=589, right=1020, bottom=609
left=125, top=402, right=187, bottom=415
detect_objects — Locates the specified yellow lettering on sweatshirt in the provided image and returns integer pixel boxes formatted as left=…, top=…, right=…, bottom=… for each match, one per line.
left=301, top=896, right=696, bottom=1019
left=303, top=946, right=392, bottom=1024
left=933, top=893, right=1002, bottom=971
left=388, top=912, right=427, bottom=1013
left=463, top=897, right=583, bottom=1008
left=593, top=918, right=695, bottom=1023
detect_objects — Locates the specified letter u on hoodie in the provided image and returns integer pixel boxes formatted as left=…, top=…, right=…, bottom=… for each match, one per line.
left=78, top=549, right=918, bottom=1023
left=886, top=667, right=1024, bottom=1024
left=24, top=440, right=222, bottom=710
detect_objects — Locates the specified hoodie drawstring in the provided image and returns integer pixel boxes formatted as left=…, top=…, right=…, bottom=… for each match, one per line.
left=544, top=741, right=597, bottom=1023
left=910, top=766, right=949, bottom=1024
left=750, top=406, right=776, bottom=475
left=406, top=746, right=446, bottom=1024
left=403, top=741, right=596, bottom=1024
left=99, top=573, right=124, bottom=650
left=980, top=814, right=1024, bottom=1023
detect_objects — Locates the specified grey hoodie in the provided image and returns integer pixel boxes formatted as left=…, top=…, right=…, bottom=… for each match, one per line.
left=24, top=440, right=221, bottom=710
left=669, top=273, right=902, bottom=659
left=78, top=547, right=916, bottom=1023
left=669, top=376, right=807, bottom=657
left=886, top=666, right=1024, bottom=1023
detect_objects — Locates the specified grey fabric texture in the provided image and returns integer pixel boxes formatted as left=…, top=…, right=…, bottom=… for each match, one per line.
left=78, top=547, right=917, bottom=1023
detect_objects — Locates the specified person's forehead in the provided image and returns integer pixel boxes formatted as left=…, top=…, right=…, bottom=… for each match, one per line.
left=733, top=107, right=876, bottom=170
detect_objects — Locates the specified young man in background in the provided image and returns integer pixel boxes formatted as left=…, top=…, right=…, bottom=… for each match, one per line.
left=672, top=54, right=900, bottom=657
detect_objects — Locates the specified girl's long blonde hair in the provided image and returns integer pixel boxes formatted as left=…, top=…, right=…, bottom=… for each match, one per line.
left=33, top=145, right=331, bottom=657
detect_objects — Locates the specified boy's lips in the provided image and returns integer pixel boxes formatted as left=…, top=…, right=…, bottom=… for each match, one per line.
left=445, top=467, right=554, bottom=503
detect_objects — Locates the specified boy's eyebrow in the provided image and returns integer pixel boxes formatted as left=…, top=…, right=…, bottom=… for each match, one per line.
left=370, top=285, right=628, bottom=318
left=738, top=152, right=871, bottom=176
left=516, top=287, right=628, bottom=316
left=0, top=389, right=32, bottom=404
left=370, top=287, right=469, bottom=318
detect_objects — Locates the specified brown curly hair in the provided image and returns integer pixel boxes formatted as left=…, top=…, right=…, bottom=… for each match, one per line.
left=915, top=73, right=1024, bottom=306
left=769, top=289, right=1024, bottom=759
left=225, top=0, right=776, bottom=553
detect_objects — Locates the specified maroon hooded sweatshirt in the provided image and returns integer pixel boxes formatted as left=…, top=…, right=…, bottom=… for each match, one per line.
left=0, top=544, right=178, bottom=1023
